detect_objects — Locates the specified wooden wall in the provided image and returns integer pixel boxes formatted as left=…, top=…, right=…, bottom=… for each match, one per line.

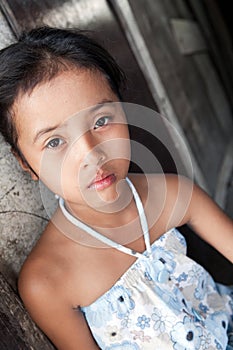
left=0, top=0, right=232, bottom=347
left=109, top=0, right=233, bottom=282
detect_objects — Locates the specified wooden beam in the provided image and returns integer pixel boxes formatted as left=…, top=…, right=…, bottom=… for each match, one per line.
left=0, top=272, right=55, bottom=349
left=109, top=0, right=208, bottom=192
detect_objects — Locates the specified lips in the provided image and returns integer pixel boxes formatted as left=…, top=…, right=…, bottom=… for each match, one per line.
left=88, top=173, right=116, bottom=190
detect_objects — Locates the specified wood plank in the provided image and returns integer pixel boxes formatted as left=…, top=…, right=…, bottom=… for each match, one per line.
left=189, top=0, right=233, bottom=109
left=125, top=0, right=232, bottom=194
left=110, top=0, right=209, bottom=191
left=0, top=272, right=55, bottom=349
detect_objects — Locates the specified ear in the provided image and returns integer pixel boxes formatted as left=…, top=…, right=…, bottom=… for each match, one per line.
left=11, top=148, right=39, bottom=181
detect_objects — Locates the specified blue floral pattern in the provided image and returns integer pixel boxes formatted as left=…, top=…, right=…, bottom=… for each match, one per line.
left=171, top=316, right=203, bottom=349
left=81, top=229, right=233, bottom=349
left=107, top=285, right=135, bottom=319
left=136, top=315, right=150, bottom=329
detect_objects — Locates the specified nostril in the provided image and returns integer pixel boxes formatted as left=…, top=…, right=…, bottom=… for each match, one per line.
left=97, top=153, right=106, bottom=166
left=82, top=150, right=106, bottom=169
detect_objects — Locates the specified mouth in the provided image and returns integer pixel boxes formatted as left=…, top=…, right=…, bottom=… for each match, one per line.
left=88, top=173, right=116, bottom=190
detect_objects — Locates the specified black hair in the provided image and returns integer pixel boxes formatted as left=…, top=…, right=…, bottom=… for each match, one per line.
left=0, top=26, right=126, bottom=163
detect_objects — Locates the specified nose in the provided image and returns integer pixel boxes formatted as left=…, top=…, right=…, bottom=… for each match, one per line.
left=79, top=132, right=107, bottom=169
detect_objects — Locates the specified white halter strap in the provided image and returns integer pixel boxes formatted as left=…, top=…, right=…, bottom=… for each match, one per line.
left=58, top=177, right=151, bottom=258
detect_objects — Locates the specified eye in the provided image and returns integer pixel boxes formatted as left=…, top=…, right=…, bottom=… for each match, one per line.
left=94, top=116, right=111, bottom=129
left=46, top=137, right=65, bottom=149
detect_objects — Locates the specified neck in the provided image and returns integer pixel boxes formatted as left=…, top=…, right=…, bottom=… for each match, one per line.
left=55, top=176, right=148, bottom=247
left=64, top=182, right=137, bottom=228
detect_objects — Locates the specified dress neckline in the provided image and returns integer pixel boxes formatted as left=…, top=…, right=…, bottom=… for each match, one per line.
left=58, top=177, right=152, bottom=258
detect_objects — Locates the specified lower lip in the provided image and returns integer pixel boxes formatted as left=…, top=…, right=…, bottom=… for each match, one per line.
left=89, top=174, right=116, bottom=191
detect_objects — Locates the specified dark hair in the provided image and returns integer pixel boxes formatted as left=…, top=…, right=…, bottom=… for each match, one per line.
left=0, top=26, right=126, bottom=162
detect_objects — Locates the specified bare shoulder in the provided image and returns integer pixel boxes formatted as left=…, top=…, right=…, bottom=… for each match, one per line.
left=129, top=174, right=233, bottom=262
left=18, top=221, right=68, bottom=309
left=127, top=172, right=165, bottom=198
left=18, top=221, right=99, bottom=349
left=128, top=173, right=194, bottom=232
left=128, top=172, right=193, bottom=200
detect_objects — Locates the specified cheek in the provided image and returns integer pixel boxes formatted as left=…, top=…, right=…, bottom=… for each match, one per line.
left=39, top=150, right=74, bottom=195
left=108, top=133, right=131, bottom=162
left=39, top=161, right=62, bottom=195
left=104, top=124, right=130, bottom=158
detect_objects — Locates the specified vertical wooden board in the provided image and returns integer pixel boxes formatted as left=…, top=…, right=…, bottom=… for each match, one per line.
left=193, top=54, right=232, bottom=135
left=111, top=0, right=232, bottom=279
left=189, top=0, right=233, bottom=108
left=127, top=0, right=231, bottom=193
left=225, top=169, right=233, bottom=218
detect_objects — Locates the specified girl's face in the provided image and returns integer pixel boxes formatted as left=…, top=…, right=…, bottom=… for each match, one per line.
left=13, top=69, right=130, bottom=211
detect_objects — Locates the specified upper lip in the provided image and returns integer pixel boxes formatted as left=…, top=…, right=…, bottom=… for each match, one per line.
left=88, top=169, right=113, bottom=188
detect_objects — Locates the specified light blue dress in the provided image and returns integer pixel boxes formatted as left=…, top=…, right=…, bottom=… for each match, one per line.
left=59, top=178, right=233, bottom=349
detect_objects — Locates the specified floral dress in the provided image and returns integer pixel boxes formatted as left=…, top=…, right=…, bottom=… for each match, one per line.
left=59, top=178, right=233, bottom=349
left=81, top=228, right=233, bottom=349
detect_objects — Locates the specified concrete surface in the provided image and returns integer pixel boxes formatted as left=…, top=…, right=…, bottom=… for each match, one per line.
left=0, top=135, right=52, bottom=289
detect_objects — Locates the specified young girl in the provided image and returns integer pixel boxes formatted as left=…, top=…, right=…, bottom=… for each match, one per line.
left=0, top=26, right=232, bottom=350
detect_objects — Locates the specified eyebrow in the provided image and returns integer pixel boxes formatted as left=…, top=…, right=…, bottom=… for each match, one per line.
left=33, top=99, right=115, bottom=144
left=33, top=124, right=64, bottom=144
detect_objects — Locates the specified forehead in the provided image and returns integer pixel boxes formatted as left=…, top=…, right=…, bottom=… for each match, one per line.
left=13, top=69, right=118, bottom=137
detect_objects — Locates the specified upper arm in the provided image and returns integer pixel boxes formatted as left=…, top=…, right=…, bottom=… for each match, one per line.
left=164, top=174, right=233, bottom=262
left=184, top=180, right=233, bottom=262
left=18, top=267, right=99, bottom=350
